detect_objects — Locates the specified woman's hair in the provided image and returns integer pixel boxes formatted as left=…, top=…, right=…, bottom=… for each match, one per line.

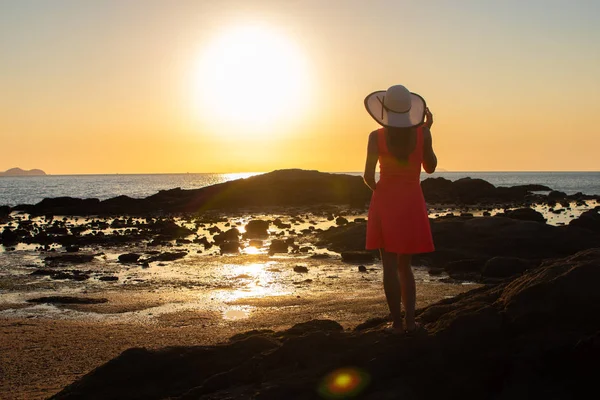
left=386, top=127, right=417, bottom=164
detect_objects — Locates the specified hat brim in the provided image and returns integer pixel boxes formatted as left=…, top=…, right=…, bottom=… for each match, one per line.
left=364, top=91, right=426, bottom=128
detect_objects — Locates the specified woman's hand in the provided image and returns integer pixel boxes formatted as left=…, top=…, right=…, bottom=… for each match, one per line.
left=424, top=107, right=433, bottom=129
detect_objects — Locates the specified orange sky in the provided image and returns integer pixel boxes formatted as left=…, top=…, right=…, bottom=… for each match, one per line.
left=1, top=0, right=599, bottom=174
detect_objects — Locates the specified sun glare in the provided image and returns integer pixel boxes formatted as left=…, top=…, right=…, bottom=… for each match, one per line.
left=193, top=24, right=311, bottom=133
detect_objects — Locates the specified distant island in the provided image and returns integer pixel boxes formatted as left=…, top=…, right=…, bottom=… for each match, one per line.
left=0, top=167, right=46, bottom=177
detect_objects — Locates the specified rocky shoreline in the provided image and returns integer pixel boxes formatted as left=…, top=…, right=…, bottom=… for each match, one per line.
left=50, top=248, right=600, bottom=399
left=1, top=169, right=597, bottom=217
left=1, top=169, right=599, bottom=398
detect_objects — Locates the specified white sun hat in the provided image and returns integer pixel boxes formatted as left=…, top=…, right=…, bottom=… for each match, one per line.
left=364, top=85, right=426, bottom=128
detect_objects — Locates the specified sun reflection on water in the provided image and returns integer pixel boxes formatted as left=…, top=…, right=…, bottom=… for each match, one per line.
left=213, top=262, right=291, bottom=302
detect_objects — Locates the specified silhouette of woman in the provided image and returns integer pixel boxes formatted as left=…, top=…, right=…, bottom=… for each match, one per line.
left=363, top=85, right=437, bottom=334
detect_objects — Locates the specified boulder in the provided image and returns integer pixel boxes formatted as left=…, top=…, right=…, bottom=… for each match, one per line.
left=570, top=209, right=600, bottom=232
left=213, top=228, right=240, bottom=244
left=149, top=220, right=194, bottom=239
left=500, top=208, right=546, bottom=223
left=219, top=241, right=240, bottom=254
left=482, top=256, right=533, bottom=278
left=118, top=253, right=141, bottom=263
left=293, top=265, right=308, bottom=273
left=1, top=228, right=18, bottom=245
left=244, top=220, right=270, bottom=238
left=335, top=216, right=349, bottom=226
left=268, top=239, right=288, bottom=254
left=548, top=190, right=567, bottom=200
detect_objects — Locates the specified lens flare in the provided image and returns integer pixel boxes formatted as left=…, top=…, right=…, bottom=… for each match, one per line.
left=318, top=367, right=370, bottom=399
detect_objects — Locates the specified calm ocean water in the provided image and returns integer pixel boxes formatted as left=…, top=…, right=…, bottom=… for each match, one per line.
left=0, top=171, right=598, bottom=206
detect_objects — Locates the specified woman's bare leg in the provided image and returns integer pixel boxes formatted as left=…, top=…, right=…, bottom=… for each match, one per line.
left=397, top=254, right=416, bottom=331
left=381, top=249, right=403, bottom=329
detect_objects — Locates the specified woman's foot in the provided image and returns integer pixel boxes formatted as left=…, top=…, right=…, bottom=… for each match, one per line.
left=404, top=322, right=426, bottom=336
left=383, top=321, right=404, bottom=334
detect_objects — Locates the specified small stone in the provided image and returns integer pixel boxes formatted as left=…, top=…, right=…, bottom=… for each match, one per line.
left=293, top=265, right=309, bottom=273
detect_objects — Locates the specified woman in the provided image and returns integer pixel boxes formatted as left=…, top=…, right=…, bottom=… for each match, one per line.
left=363, top=84, right=437, bottom=334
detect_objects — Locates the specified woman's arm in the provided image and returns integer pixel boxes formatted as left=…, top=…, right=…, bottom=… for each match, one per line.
left=422, top=108, right=437, bottom=174
left=363, top=130, right=378, bottom=191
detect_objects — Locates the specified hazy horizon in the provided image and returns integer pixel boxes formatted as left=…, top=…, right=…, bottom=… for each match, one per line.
left=2, top=0, right=599, bottom=174
left=2, top=167, right=600, bottom=177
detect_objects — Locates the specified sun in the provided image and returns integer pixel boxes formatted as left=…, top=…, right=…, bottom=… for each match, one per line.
left=193, top=24, right=311, bottom=133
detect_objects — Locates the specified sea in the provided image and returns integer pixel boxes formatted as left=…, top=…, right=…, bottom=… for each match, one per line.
left=0, top=171, right=599, bottom=207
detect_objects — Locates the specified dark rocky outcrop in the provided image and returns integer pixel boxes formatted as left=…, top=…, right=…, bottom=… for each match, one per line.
left=316, top=215, right=600, bottom=279
left=50, top=249, right=600, bottom=400
left=7, top=169, right=566, bottom=216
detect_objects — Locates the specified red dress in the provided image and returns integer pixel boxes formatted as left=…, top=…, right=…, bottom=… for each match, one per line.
left=366, top=127, right=434, bottom=254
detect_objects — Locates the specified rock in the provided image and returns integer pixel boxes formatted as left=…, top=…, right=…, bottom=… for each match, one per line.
left=65, top=245, right=80, bottom=253
left=118, top=253, right=141, bottom=263
left=30, top=269, right=55, bottom=276
left=298, top=246, right=311, bottom=253
left=570, top=209, right=600, bottom=232
left=1, top=228, right=18, bottom=245
left=445, top=259, right=486, bottom=273
left=453, top=177, right=497, bottom=203
left=358, top=265, right=367, bottom=272
left=354, top=316, right=389, bottom=331
left=27, top=296, right=108, bottom=304
left=193, top=236, right=212, bottom=248
left=50, top=271, right=90, bottom=281
left=284, top=319, right=344, bottom=336
left=268, top=239, right=288, bottom=254
left=428, top=267, right=445, bottom=276
left=0, top=205, right=10, bottom=220
left=219, top=241, right=240, bottom=254
left=335, top=216, right=349, bottom=226
left=482, top=257, right=532, bottom=278
left=310, top=253, right=330, bottom=259
left=244, top=220, right=270, bottom=238
left=213, top=228, right=240, bottom=244
left=293, top=265, right=308, bottom=273
left=341, top=250, right=376, bottom=263
left=147, top=251, right=187, bottom=262
left=44, top=254, right=95, bottom=264
left=149, top=220, right=194, bottom=239
left=499, top=208, right=546, bottom=223
left=273, top=218, right=292, bottom=229
left=99, top=276, right=119, bottom=282
left=548, top=190, right=567, bottom=200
